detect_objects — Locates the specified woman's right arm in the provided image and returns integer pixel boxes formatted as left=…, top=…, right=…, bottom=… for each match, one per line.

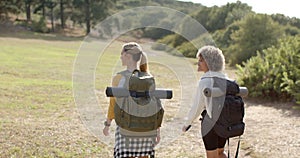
left=183, top=80, right=206, bottom=128
left=103, top=74, right=122, bottom=136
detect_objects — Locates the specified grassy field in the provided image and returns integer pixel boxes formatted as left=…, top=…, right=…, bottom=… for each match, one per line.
left=0, top=31, right=115, bottom=157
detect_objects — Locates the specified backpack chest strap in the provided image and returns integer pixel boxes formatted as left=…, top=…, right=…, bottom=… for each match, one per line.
left=129, top=90, right=150, bottom=98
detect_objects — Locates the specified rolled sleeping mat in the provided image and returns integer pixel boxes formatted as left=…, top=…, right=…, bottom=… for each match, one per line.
left=105, top=87, right=173, bottom=99
left=203, top=87, right=248, bottom=97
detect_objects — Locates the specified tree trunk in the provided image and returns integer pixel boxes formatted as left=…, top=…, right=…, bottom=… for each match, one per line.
left=51, top=6, right=54, bottom=32
left=60, top=0, right=65, bottom=29
left=25, top=0, right=31, bottom=22
left=85, top=0, right=91, bottom=35
left=42, top=0, right=45, bottom=18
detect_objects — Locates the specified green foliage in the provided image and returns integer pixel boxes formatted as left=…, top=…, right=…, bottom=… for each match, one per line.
left=152, top=34, right=181, bottom=55
left=177, top=42, right=197, bottom=57
left=227, top=14, right=284, bottom=65
left=71, top=0, right=116, bottom=34
left=237, top=36, right=300, bottom=103
left=270, top=14, right=300, bottom=36
left=271, top=13, right=300, bottom=29
left=213, top=23, right=240, bottom=49
left=0, top=0, right=22, bottom=17
left=284, top=25, right=300, bottom=36
left=152, top=33, right=196, bottom=57
left=154, top=34, right=188, bottom=49
left=117, top=0, right=202, bottom=14
left=155, top=34, right=175, bottom=46
left=151, top=1, right=254, bottom=57
left=143, top=28, right=173, bottom=40
left=140, top=11, right=168, bottom=27
left=191, top=1, right=252, bottom=32
left=31, top=16, right=49, bottom=33
left=224, top=1, right=253, bottom=26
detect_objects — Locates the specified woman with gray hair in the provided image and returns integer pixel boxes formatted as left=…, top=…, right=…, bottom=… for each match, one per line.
left=182, top=45, right=228, bottom=158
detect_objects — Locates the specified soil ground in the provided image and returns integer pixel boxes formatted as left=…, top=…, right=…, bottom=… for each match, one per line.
left=98, top=97, right=300, bottom=158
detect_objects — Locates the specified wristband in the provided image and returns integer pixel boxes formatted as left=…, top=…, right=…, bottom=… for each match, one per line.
left=104, top=121, right=111, bottom=127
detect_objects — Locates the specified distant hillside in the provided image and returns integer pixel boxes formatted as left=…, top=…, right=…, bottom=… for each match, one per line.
left=115, top=0, right=203, bottom=14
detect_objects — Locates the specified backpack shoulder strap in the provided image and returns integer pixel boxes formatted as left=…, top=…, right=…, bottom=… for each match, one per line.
left=202, top=77, right=240, bottom=95
left=202, top=77, right=227, bottom=91
left=116, top=70, right=135, bottom=88
left=117, top=70, right=132, bottom=77
left=225, top=79, right=240, bottom=95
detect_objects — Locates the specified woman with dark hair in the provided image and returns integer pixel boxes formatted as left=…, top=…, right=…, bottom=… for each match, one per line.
left=103, top=42, right=159, bottom=158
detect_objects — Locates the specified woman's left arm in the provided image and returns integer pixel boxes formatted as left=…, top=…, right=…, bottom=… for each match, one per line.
left=155, top=128, right=161, bottom=145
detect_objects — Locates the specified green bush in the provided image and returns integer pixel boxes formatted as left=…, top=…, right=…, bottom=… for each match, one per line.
left=177, top=42, right=197, bottom=58
left=143, top=28, right=173, bottom=40
left=31, top=17, right=49, bottom=33
left=151, top=34, right=175, bottom=51
left=155, top=34, right=176, bottom=47
left=237, top=36, right=300, bottom=103
left=153, top=34, right=188, bottom=50
left=151, top=43, right=167, bottom=51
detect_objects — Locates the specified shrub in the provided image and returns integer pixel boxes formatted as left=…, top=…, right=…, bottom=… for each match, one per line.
left=31, top=17, right=49, bottom=33
left=237, top=36, right=300, bottom=103
left=177, top=42, right=197, bottom=58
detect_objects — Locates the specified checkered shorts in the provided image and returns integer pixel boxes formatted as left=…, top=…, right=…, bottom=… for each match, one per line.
left=114, top=127, right=155, bottom=158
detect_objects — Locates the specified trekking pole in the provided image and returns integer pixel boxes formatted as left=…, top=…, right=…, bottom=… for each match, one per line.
left=105, top=87, right=173, bottom=99
left=203, top=87, right=248, bottom=97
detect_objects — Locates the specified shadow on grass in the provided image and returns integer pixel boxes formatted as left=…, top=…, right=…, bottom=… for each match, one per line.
left=0, top=31, right=85, bottom=42
left=0, top=22, right=86, bottom=42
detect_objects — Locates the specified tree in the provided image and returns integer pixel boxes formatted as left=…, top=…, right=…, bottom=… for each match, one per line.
left=45, top=0, right=57, bottom=32
left=0, top=0, right=22, bottom=19
left=191, top=1, right=252, bottom=32
left=191, top=6, right=211, bottom=31
left=213, top=23, right=239, bottom=49
left=59, top=0, right=64, bottom=28
left=72, top=0, right=116, bottom=35
left=25, top=0, right=33, bottom=22
left=84, top=0, right=91, bottom=34
left=224, top=1, right=253, bottom=26
left=227, top=14, right=284, bottom=65
left=271, top=14, right=300, bottom=29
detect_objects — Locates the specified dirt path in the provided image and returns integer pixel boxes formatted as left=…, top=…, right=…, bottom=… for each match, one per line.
left=238, top=100, right=300, bottom=158
left=155, top=99, right=300, bottom=158
left=97, top=97, right=300, bottom=158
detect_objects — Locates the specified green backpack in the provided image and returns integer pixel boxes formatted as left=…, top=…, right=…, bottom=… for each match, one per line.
left=114, top=70, right=164, bottom=140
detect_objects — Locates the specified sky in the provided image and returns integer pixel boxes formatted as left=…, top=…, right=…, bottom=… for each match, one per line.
left=179, top=0, right=300, bottom=19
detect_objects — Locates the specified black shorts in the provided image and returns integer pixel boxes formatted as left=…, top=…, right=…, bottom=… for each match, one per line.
left=201, top=110, right=226, bottom=151
left=201, top=126, right=227, bottom=150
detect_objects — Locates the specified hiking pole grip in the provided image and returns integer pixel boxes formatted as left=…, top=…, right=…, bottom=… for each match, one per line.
left=105, top=87, right=173, bottom=99
left=204, top=87, right=248, bottom=97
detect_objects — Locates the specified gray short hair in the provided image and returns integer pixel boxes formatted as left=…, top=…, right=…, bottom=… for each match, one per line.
left=196, top=45, right=225, bottom=71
